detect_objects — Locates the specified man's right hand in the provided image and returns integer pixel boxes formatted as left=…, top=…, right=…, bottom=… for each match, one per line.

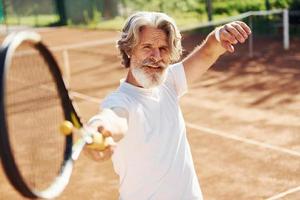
left=84, top=108, right=128, bottom=162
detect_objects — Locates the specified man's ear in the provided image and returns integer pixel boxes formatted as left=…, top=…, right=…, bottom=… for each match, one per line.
left=125, top=50, right=131, bottom=58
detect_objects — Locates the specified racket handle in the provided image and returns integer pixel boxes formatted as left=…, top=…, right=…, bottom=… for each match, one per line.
left=87, top=134, right=115, bottom=151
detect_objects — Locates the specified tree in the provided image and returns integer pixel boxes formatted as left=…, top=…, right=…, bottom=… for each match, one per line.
left=55, top=0, right=66, bottom=25
left=265, top=0, right=271, bottom=10
left=205, top=0, right=212, bottom=21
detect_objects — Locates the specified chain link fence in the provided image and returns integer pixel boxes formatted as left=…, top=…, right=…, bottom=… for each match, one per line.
left=1, top=0, right=58, bottom=26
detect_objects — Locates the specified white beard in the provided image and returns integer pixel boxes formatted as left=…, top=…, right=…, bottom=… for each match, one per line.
left=132, top=66, right=168, bottom=89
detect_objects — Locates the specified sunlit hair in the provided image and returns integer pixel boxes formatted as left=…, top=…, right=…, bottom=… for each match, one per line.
left=117, top=11, right=183, bottom=68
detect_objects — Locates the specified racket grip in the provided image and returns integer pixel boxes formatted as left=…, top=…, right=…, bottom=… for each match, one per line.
left=86, top=134, right=115, bottom=151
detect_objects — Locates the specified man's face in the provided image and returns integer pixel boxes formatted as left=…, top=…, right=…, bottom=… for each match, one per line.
left=129, top=26, right=171, bottom=89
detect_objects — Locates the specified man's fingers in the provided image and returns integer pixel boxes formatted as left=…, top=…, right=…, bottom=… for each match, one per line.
left=97, top=126, right=123, bottom=142
left=98, top=126, right=112, bottom=137
left=221, top=29, right=238, bottom=44
left=231, top=22, right=248, bottom=39
left=101, top=147, right=114, bottom=160
left=84, top=148, right=103, bottom=161
left=218, top=21, right=252, bottom=53
left=224, top=24, right=245, bottom=43
left=93, top=147, right=113, bottom=161
left=221, top=41, right=235, bottom=53
left=236, top=21, right=252, bottom=35
left=83, top=145, right=114, bottom=162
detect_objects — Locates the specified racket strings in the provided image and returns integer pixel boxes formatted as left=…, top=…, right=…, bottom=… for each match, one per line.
left=5, top=42, right=66, bottom=191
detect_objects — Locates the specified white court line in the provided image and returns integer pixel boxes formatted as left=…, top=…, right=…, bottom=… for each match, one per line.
left=70, top=90, right=300, bottom=158
left=71, top=90, right=300, bottom=198
left=69, top=90, right=300, bottom=158
left=13, top=38, right=118, bottom=56
left=266, top=185, right=300, bottom=200
left=50, top=38, right=118, bottom=52
left=186, top=122, right=300, bottom=157
left=70, top=91, right=103, bottom=104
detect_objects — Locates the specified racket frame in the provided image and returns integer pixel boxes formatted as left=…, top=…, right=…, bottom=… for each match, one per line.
left=0, top=31, right=82, bottom=199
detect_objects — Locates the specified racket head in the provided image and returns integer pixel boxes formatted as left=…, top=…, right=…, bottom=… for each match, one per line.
left=0, top=31, right=82, bottom=199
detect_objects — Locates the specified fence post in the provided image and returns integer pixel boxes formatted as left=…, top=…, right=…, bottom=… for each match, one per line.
left=283, top=9, right=289, bottom=50
left=2, top=0, right=8, bottom=34
left=56, top=0, right=67, bottom=25
left=248, top=15, right=253, bottom=58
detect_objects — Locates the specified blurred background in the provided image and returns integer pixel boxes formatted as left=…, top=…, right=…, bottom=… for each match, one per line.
left=0, top=1, right=300, bottom=200
left=0, top=0, right=299, bottom=33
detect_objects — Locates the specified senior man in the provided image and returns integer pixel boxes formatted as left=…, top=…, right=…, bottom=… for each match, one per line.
left=87, top=11, right=251, bottom=200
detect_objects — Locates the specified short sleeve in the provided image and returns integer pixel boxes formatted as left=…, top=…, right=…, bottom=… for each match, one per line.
left=101, top=92, right=130, bottom=111
left=87, top=92, right=129, bottom=133
left=166, top=62, right=188, bottom=98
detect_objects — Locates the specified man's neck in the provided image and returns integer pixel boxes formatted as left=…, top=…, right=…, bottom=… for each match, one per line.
left=125, top=69, right=143, bottom=88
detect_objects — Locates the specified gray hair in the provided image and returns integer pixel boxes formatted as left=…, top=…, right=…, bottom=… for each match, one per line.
left=117, top=11, right=183, bottom=68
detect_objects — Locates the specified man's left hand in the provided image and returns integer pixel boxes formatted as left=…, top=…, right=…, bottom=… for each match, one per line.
left=216, top=21, right=252, bottom=53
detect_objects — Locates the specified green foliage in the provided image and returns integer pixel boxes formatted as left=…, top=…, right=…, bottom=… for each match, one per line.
left=5, top=14, right=59, bottom=26
left=121, top=0, right=201, bottom=14
left=213, top=1, right=236, bottom=15
left=290, top=0, right=300, bottom=10
left=96, top=16, right=125, bottom=30
left=121, top=0, right=297, bottom=17
left=269, top=0, right=290, bottom=8
left=3, top=0, right=298, bottom=28
left=64, top=0, right=104, bottom=25
left=4, top=0, right=56, bottom=16
left=96, top=0, right=299, bottom=30
left=83, top=7, right=102, bottom=27
left=0, top=2, right=3, bottom=22
left=213, top=0, right=265, bottom=15
left=236, top=1, right=265, bottom=13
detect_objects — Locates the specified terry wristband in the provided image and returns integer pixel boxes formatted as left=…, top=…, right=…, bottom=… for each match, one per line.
left=214, top=27, right=221, bottom=42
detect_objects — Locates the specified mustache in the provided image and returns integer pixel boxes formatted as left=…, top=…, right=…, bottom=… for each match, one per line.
left=142, top=59, right=167, bottom=69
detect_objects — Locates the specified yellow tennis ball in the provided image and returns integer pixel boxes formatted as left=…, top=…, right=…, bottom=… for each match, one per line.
left=87, top=133, right=106, bottom=151
left=60, top=121, right=73, bottom=135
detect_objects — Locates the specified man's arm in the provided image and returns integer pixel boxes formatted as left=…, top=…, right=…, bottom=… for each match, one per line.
left=88, top=108, right=128, bottom=140
left=84, top=108, right=128, bottom=161
left=182, top=21, right=251, bottom=85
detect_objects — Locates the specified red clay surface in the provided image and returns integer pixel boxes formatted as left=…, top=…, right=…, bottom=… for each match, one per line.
left=0, top=27, right=300, bottom=199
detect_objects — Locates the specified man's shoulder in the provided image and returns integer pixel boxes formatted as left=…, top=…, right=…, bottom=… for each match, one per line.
left=168, top=62, right=183, bottom=72
left=103, top=89, right=130, bottom=102
left=101, top=89, right=132, bottom=109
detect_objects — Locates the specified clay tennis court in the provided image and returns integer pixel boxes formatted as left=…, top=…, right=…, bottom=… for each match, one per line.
left=0, top=27, right=299, bottom=199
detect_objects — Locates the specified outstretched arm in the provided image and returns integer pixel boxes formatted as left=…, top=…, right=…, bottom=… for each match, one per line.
left=84, top=108, right=128, bottom=161
left=182, top=21, right=251, bottom=85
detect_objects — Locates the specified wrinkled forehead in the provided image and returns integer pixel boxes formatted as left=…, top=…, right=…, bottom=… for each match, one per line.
left=138, top=26, right=169, bottom=46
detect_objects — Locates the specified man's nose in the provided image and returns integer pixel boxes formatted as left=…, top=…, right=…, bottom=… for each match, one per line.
left=150, top=48, right=162, bottom=61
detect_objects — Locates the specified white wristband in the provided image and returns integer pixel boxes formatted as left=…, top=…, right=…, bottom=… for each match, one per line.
left=88, top=108, right=128, bottom=136
left=214, top=27, right=221, bottom=42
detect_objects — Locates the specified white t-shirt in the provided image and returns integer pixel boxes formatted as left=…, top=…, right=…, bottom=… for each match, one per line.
left=101, top=62, right=203, bottom=200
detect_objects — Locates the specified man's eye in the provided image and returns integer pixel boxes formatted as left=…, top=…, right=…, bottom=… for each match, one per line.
left=160, top=47, right=168, bottom=52
left=143, top=46, right=151, bottom=50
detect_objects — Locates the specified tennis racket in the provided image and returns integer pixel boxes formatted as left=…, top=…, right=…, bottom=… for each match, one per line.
left=0, top=31, right=112, bottom=199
